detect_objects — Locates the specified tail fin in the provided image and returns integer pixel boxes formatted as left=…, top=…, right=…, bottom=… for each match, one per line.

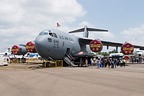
left=69, top=25, right=108, bottom=38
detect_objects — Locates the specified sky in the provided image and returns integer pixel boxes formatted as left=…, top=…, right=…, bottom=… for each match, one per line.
left=0, top=0, right=144, bottom=52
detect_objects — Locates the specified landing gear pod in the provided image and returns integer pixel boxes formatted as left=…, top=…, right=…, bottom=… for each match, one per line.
left=121, top=42, right=134, bottom=55
left=90, top=40, right=103, bottom=52
left=26, top=41, right=36, bottom=53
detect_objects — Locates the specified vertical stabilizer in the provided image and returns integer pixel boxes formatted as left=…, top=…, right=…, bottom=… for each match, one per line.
left=83, top=26, right=89, bottom=38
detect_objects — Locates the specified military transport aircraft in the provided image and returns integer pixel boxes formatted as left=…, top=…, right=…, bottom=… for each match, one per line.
left=34, top=26, right=144, bottom=66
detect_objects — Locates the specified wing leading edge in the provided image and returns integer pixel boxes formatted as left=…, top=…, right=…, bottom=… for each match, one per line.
left=69, top=26, right=144, bottom=50
left=79, top=37, right=144, bottom=50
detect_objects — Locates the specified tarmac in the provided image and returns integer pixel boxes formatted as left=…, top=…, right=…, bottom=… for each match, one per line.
left=0, top=63, right=144, bottom=96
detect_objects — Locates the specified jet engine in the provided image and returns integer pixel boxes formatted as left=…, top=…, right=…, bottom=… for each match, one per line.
left=26, top=41, right=36, bottom=53
left=121, top=42, right=134, bottom=55
left=11, top=45, right=27, bottom=55
left=89, top=40, right=103, bottom=52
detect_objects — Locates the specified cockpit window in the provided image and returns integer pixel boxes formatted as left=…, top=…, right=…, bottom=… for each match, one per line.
left=39, top=31, right=48, bottom=35
left=49, top=32, right=53, bottom=36
left=39, top=30, right=57, bottom=38
left=53, top=33, right=57, bottom=38
left=49, top=32, right=57, bottom=38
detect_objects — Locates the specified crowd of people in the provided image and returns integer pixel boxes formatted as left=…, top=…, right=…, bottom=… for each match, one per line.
left=131, top=57, right=143, bottom=64
left=89, top=57, right=126, bottom=68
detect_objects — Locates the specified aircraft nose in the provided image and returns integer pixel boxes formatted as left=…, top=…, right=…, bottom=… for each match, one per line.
left=35, top=36, right=47, bottom=53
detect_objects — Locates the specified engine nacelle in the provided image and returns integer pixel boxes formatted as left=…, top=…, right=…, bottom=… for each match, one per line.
left=121, top=42, right=134, bottom=55
left=89, top=40, right=103, bottom=52
left=26, top=41, right=36, bottom=53
left=11, top=45, right=27, bottom=55
left=124, top=55, right=130, bottom=60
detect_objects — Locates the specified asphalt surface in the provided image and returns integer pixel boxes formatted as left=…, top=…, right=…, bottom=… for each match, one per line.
left=0, top=63, right=144, bottom=96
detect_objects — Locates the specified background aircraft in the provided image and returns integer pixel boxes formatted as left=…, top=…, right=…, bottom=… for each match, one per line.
left=133, top=49, right=144, bottom=57
left=0, top=48, right=11, bottom=66
left=11, top=44, right=27, bottom=55
left=34, top=26, right=144, bottom=66
left=0, top=48, right=11, bottom=56
left=10, top=41, right=40, bottom=59
left=11, top=41, right=37, bottom=55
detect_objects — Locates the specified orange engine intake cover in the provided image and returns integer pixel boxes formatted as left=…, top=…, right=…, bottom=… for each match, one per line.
left=121, top=42, right=134, bottom=55
left=11, top=45, right=20, bottom=55
left=26, top=42, right=35, bottom=52
left=90, top=40, right=103, bottom=52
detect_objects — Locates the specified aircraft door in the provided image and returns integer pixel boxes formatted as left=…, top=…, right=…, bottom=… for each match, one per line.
left=66, top=48, right=70, bottom=54
left=64, top=48, right=75, bottom=61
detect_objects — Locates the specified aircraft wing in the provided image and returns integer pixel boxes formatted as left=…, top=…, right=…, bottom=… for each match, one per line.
left=79, top=38, right=144, bottom=50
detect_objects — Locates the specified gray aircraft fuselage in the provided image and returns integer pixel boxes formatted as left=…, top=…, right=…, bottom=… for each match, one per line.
left=35, top=26, right=144, bottom=60
left=35, top=29, right=83, bottom=60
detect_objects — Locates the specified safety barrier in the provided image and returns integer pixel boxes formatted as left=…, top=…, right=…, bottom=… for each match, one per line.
left=10, top=58, right=26, bottom=63
left=26, top=58, right=63, bottom=67
left=43, top=60, right=63, bottom=68
left=26, top=58, right=43, bottom=64
left=7, top=58, right=63, bottom=70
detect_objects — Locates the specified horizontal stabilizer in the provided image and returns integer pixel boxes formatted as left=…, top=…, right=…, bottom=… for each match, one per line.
left=69, top=26, right=108, bottom=38
left=69, top=27, right=108, bottom=33
left=87, top=28, right=108, bottom=32
left=69, top=28, right=84, bottom=33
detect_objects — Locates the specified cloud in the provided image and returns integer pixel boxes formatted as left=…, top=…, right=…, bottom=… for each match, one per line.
left=79, top=21, right=95, bottom=27
left=78, top=21, right=115, bottom=40
left=0, top=0, right=86, bottom=51
left=120, top=25, right=144, bottom=45
left=121, top=25, right=144, bottom=35
left=21, top=0, right=86, bottom=24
